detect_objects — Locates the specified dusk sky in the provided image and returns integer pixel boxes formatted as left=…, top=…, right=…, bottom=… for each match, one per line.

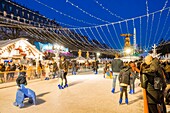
left=12, top=0, right=170, bottom=50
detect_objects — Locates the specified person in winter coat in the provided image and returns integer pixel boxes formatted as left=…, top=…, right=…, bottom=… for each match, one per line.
left=16, top=65, right=27, bottom=87
left=111, top=55, right=123, bottom=93
left=118, top=65, right=135, bottom=104
left=129, top=61, right=140, bottom=94
left=58, top=56, right=69, bottom=89
left=140, top=55, right=167, bottom=113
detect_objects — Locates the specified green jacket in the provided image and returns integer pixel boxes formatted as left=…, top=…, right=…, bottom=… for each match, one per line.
left=59, top=60, right=69, bottom=72
left=140, top=62, right=166, bottom=104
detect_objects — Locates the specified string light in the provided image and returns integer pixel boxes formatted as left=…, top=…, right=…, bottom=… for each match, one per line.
left=111, top=24, right=123, bottom=49
left=33, top=0, right=98, bottom=26
left=72, top=29, right=101, bottom=51
left=152, top=11, right=163, bottom=45
left=139, top=17, right=142, bottom=49
left=105, top=25, right=119, bottom=49
left=5, top=0, right=80, bottom=28
left=157, top=8, right=170, bottom=43
left=145, top=13, right=150, bottom=49
left=88, top=27, right=108, bottom=50
left=94, top=0, right=124, bottom=20
left=147, top=14, right=154, bottom=50
left=99, top=26, right=113, bottom=48
left=164, top=26, right=170, bottom=42
left=66, top=0, right=110, bottom=23
left=162, top=0, right=168, bottom=10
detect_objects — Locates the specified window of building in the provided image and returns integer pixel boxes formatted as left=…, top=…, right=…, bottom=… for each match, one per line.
left=2, top=3, right=5, bottom=9
left=22, top=11, right=24, bottom=16
left=27, top=13, right=30, bottom=19
left=32, top=16, right=34, bottom=20
left=16, top=9, right=19, bottom=14
left=9, top=6, right=12, bottom=12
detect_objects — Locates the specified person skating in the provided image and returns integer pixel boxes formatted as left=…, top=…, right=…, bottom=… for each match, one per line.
left=119, top=64, right=135, bottom=104
left=58, top=56, right=69, bottom=89
left=111, top=55, right=123, bottom=93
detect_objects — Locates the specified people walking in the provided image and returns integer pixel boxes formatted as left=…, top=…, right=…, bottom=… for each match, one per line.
left=118, top=65, right=132, bottom=104
left=111, top=55, right=123, bottom=93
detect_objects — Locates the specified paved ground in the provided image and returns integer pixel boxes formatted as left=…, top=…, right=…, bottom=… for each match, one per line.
left=0, top=71, right=169, bottom=113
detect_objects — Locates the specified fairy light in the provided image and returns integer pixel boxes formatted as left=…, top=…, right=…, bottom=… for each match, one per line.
left=94, top=0, right=124, bottom=20
left=157, top=8, right=170, bottom=43
left=33, top=0, right=97, bottom=26
left=66, top=0, right=110, bottom=23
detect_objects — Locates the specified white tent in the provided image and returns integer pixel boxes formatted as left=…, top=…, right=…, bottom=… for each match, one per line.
left=0, top=38, right=44, bottom=59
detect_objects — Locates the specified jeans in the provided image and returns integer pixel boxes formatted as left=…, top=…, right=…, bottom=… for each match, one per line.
left=59, top=70, right=67, bottom=86
left=112, top=72, right=119, bottom=89
left=130, top=76, right=135, bottom=91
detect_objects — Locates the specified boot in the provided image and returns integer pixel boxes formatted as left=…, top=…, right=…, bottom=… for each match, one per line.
left=125, top=98, right=128, bottom=104
left=119, top=98, right=122, bottom=104
left=111, top=88, right=115, bottom=93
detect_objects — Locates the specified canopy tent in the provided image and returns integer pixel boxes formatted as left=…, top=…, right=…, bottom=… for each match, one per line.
left=0, top=38, right=44, bottom=59
left=59, top=52, right=75, bottom=58
left=120, top=56, right=140, bottom=62
left=74, top=56, right=87, bottom=63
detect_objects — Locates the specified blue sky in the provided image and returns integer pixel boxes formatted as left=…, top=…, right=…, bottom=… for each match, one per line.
left=13, top=0, right=170, bottom=50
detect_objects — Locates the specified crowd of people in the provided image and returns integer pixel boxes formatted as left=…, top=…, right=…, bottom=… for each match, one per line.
left=103, top=55, right=170, bottom=113
left=0, top=56, right=101, bottom=83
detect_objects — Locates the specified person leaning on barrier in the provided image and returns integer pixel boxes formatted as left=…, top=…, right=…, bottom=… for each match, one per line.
left=140, top=55, right=167, bottom=113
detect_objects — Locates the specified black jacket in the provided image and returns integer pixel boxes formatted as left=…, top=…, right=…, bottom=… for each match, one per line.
left=111, top=59, right=123, bottom=72
left=16, top=75, right=27, bottom=87
left=119, top=66, right=131, bottom=85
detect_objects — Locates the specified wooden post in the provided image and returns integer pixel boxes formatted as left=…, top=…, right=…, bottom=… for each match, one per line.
left=143, top=89, right=149, bottom=113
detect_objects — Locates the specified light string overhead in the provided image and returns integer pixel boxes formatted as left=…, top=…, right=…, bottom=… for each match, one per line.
left=94, top=0, right=124, bottom=20
left=33, top=0, right=98, bottom=26
left=66, top=0, right=110, bottom=23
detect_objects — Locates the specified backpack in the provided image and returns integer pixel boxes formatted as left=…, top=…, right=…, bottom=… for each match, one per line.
left=153, top=70, right=166, bottom=91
